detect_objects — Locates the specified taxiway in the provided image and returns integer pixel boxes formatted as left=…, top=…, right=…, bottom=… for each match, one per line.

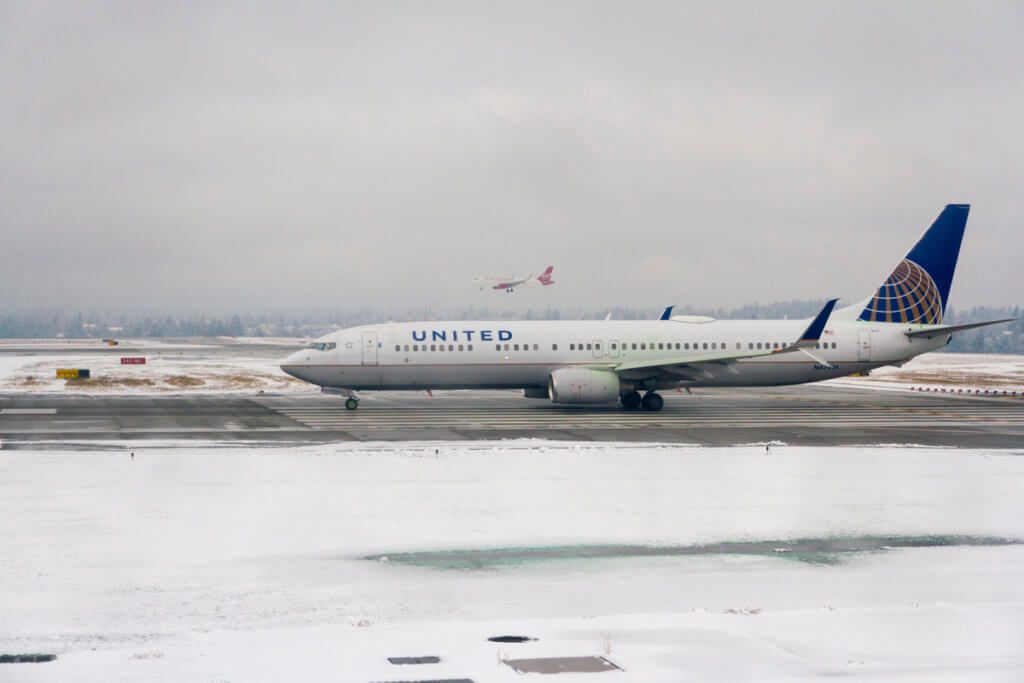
left=2, top=384, right=1022, bottom=447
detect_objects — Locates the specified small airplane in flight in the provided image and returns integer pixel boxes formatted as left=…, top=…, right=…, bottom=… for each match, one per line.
left=475, top=266, right=555, bottom=292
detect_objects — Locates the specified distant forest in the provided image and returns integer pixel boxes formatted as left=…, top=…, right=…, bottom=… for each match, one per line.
left=0, top=302, right=1020, bottom=354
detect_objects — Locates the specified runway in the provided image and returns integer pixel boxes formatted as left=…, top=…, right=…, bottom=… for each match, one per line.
left=2, top=384, right=1023, bottom=447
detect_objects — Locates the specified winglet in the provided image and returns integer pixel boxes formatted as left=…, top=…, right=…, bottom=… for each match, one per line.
left=659, top=306, right=674, bottom=321
left=792, top=299, right=840, bottom=348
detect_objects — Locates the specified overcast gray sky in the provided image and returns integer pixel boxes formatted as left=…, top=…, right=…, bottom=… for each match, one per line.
left=2, top=1, right=1021, bottom=316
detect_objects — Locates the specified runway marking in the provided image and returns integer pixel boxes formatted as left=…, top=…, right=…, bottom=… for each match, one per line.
left=1, top=408, right=57, bottom=415
left=771, top=395, right=1023, bottom=424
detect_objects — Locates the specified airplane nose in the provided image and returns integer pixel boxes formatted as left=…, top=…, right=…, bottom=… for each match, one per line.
left=280, top=350, right=309, bottom=381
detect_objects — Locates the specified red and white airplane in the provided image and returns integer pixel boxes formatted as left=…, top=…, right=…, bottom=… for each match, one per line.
left=474, top=266, right=555, bottom=293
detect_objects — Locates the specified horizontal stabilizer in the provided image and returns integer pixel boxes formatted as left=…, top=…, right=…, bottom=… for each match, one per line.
left=904, top=318, right=1015, bottom=339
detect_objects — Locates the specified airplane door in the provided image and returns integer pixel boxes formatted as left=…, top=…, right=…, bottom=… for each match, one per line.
left=361, top=331, right=379, bottom=365
left=592, top=340, right=604, bottom=359
left=608, top=340, right=620, bottom=359
left=857, top=330, right=871, bottom=362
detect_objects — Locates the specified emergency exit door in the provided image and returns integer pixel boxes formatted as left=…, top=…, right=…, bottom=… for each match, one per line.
left=857, top=330, right=872, bottom=362
left=361, top=331, right=378, bottom=365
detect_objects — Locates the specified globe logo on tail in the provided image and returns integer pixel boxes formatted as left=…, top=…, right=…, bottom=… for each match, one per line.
left=858, top=259, right=943, bottom=324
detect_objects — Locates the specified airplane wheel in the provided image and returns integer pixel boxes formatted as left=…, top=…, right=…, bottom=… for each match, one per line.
left=641, top=392, right=664, bottom=411
left=345, top=397, right=359, bottom=411
left=620, top=391, right=642, bottom=410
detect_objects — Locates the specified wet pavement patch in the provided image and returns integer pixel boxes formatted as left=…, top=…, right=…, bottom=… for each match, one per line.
left=388, top=655, right=442, bottom=665
left=364, top=535, right=1021, bottom=570
left=505, top=656, right=621, bottom=674
left=0, top=654, right=57, bottom=663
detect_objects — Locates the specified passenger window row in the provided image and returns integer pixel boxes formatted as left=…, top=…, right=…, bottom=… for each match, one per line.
left=744, top=341, right=838, bottom=350
left=391, top=340, right=839, bottom=354
left=306, top=342, right=337, bottom=351
left=748, top=342, right=786, bottom=350
left=397, top=344, right=476, bottom=352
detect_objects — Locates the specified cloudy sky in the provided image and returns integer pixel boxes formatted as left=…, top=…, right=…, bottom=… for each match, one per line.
left=2, top=1, right=1021, bottom=316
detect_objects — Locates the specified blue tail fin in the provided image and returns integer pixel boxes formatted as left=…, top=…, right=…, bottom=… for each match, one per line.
left=857, top=204, right=969, bottom=324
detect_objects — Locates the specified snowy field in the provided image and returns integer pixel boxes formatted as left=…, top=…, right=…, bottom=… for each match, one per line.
left=829, top=352, right=1024, bottom=394
left=0, top=338, right=309, bottom=394
left=2, top=441, right=1023, bottom=681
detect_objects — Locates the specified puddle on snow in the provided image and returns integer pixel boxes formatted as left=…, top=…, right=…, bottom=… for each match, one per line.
left=363, top=535, right=1021, bottom=570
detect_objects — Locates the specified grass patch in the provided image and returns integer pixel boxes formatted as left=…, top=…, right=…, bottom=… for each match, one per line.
left=66, top=377, right=156, bottom=388
left=874, top=370, right=1024, bottom=388
left=164, top=375, right=205, bottom=388
left=221, top=374, right=263, bottom=388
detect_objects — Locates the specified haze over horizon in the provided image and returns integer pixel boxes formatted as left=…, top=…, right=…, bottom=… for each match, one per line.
left=2, top=2, right=1022, bottom=316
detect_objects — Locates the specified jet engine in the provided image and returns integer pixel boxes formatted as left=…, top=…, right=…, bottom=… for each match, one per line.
left=548, top=367, right=621, bottom=404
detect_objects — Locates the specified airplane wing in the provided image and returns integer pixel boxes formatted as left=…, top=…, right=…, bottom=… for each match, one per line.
left=903, top=318, right=1015, bottom=339
left=612, top=299, right=839, bottom=382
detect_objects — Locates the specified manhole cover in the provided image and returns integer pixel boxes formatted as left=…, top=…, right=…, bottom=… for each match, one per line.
left=488, top=635, right=535, bottom=643
left=0, top=654, right=57, bottom=664
left=388, top=656, right=442, bottom=665
left=505, top=656, right=621, bottom=674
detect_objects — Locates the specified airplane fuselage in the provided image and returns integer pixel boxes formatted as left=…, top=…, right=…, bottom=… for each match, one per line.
left=281, top=318, right=947, bottom=392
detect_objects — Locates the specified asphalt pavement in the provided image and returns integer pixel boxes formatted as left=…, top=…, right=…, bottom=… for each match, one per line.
left=2, top=385, right=1022, bottom=448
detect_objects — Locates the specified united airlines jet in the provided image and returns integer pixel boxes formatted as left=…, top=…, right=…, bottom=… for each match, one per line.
left=282, top=206, right=1011, bottom=410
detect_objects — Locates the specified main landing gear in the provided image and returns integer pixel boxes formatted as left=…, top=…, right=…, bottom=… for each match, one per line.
left=620, top=391, right=642, bottom=409
left=641, top=392, right=664, bottom=411
left=620, top=391, right=663, bottom=411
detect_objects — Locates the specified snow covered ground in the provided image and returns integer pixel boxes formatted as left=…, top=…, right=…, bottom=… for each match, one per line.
left=0, top=353, right=308, bottom=393
left=2, top=442, right=1022, bottom=681
left=0, top=338, right=309, bottom=394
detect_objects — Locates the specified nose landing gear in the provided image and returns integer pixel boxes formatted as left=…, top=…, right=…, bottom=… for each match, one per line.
left=344, top=397, right=359, bottom=410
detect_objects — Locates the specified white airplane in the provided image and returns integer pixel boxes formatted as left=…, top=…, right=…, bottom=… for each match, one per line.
left=283, top=205, right=1012, bottom=411
left=474, top=266, right=554, bottom=292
